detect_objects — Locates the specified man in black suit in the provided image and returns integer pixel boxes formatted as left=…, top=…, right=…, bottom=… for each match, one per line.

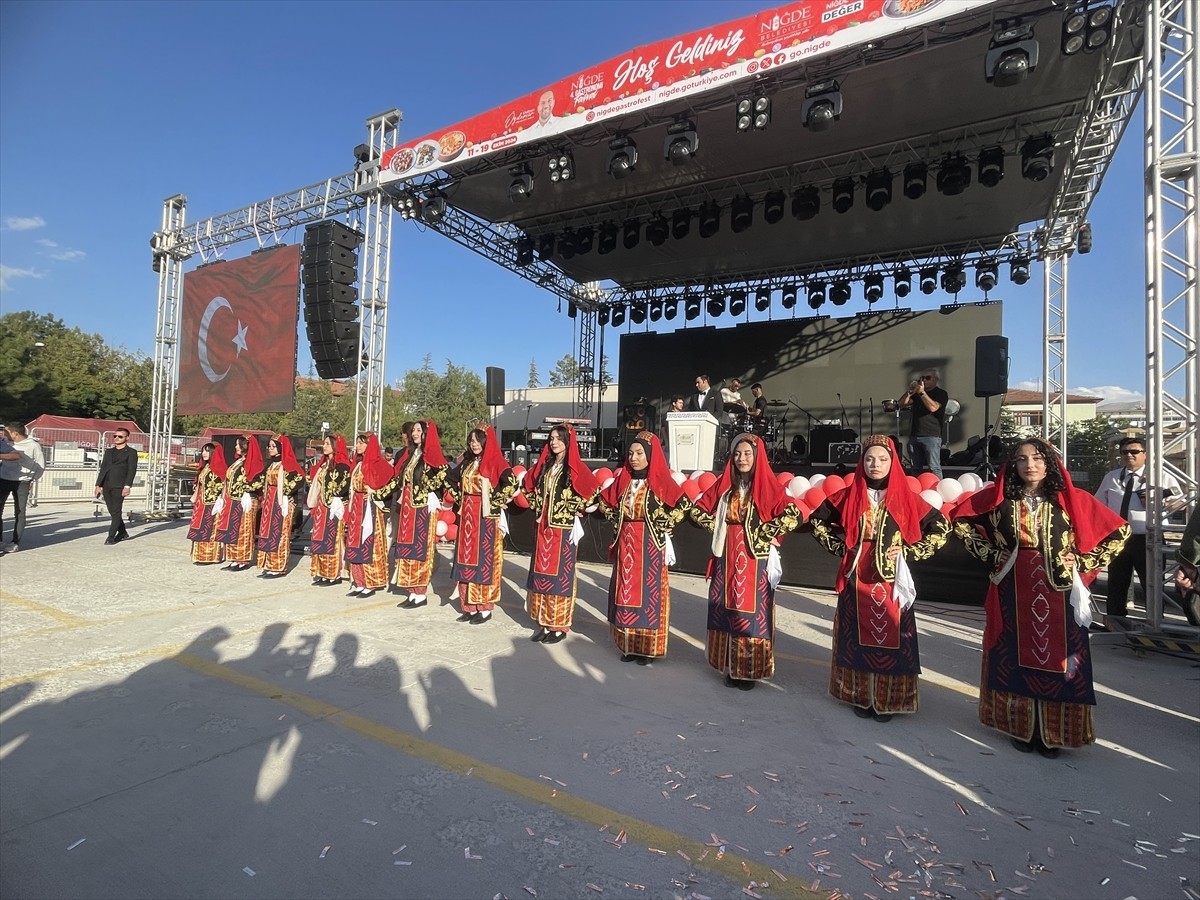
left=687, top=374, right=721, bottom=417
left=95, top=428, right=138, bottom=544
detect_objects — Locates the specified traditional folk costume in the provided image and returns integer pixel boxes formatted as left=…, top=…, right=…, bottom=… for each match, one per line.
left=392, top=421, right=449, bottom=607
left=188, top=444, right=227, bottom=564
left=216, top=437, right=266, bottom=571
left=598, top=432, right=690, bottom=662
left=952, top=459, right=1128, bottom=751
left=446, top=426, right=518, bottom=622
left=523, top=427, right=600, bottom=642
left=690, top=434, right=804, bottom=688
left=307, top=436, right=351, bottom=584
left=344, top=434, right=397, bottom=597
left=256, top=435, right=306, bottom=577
left=808, top=436, right=950, bottom=718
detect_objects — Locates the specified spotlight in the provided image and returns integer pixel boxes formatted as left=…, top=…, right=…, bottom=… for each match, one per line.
left=729, top=290, right=747, bottom=317
left=597, top=221, right=618, bottom=255
left=1062, top=9, right=1088, bottom=55
left=893, top=267, right=912, bottom=297
left=391, top=189, right=421, bottom=220
left=801, top=80, right=842, bottom=131
left=567, top=301, right=578, bottom=319
left=807, top=281, right=827, bottom=309
left=919, top=267, right=938, bottom=294
left=353, top=143, right=373, bottom=164
left=1010, top=256, right=1031, bottom=285
left=672, top=208, right=692, bottom=240
left=558, top=230, right=577, bottom=260
left=706, top=293, right=725, bottom=318
left=664, top=120, right=699, bottom=165
left=903, top=162, right=927, bottom=200
left=735, top=97, right=754, bottom=133
left=508, top=165, right=534, bottom=202
left=537, top=233, right=555, bottom=259
left=663, top=299, right=679, bottom=321
left=978, top=146, right=1005, bottom=187
left=1086, top=5, right=1113, bottom=51
left=763, top=191, right=786, bottom=225
left=753, top=95, right=772, bottom=130
left=597, top=307, right=610, bottom=326
left=515, top=236, right=534, bottom=267
left=630, top=301, right=647, bottom=325
left=975, top=261, right=998, bottom=292
left=548, top=151, right=575, bottom=184
left=937, top=154, right=971, bottom=195
left=832, top=177, right=854, bottom=214
left=865, top=169, right=892, bottom=212
left=781, top=284, right=798, bottom=309
left=984, top=22, right=1039, bottom=87
left=830, top=280, right=851, bottom=306
left=754, top=287, right=771, bottom=312
left=623, top=218, right=641, bottom=250
left=731, top=196, right=754, bottom=233
left=607, top=137, right=638, bottom=178
left=611, top=305, right=626, bottom=327
left=864, top=274, right=884, bottom=303
left=1077, top=222, right=1092, bottom=253
left=574, top=225, right=594, bottom=255
left=646, top=213, right=669, bottom=246
left=941, top=264, right=966, bottom=295
left=698, top=202, right=720, bottom=239
left=684, top=295, right=702, bottom=321
left=420, top=193, right=447, bottom=224
left=648, top=300, right=663, bottom=322
left=792, top=185, right=820, bottom=220
left=1021, top=134, right=1055, bottom=181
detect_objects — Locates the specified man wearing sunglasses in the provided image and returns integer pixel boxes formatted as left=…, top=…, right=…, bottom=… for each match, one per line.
left=899, top=368, right=947, bottom=478
left=95, top=428, right=138, bottom=545
left=1094, top=435, right=1184, bottom=620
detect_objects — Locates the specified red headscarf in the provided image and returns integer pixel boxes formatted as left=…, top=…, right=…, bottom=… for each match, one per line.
left=695, top=434, right=794, bottom=520
left=470, top=424, right=510, bottom=486
left=332, top=435, right=351, bottom=467
left=272, top=434, right=304, bottom=476
left=241, top=435, right=265, bottom=483
left=827, top=436, right=930, bottom=547
left=203, top=443, right=228, bottom=480
left=601, top=431, right=683, bottom=508
left=525, top=425, right=599, bottom=499
left=396, top=420, right=448, bottom=473
left=357, top=433, right=395, bottom=490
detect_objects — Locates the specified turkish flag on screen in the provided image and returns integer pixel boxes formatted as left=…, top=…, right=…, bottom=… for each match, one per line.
left=178, top=245, right=300, bottom=415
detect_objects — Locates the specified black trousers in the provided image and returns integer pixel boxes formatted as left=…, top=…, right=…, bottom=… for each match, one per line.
left=101, top=486, right=129, bottom=540
left=1106, top=532, right=1147, bottom=617
left=0, top=478, right=31, bottom=545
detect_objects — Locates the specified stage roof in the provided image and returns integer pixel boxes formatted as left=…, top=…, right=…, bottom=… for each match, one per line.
left=379, top=0, right=1142, bottom=294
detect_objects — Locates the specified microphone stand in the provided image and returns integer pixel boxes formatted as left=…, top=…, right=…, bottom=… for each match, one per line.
left=787, top=399, right=817, bottom=460
left=869, top=397, right=874, bottom=435
left=523, top=403, right=533, bottom=465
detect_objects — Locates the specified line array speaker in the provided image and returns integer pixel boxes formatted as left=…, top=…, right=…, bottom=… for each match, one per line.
left=303, top=221, right=364, bottom=379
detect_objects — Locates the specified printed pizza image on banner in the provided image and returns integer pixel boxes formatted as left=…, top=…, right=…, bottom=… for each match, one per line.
left=177, top=245, right=300, bottom=415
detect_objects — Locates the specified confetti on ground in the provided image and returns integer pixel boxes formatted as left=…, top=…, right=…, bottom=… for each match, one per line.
left=746, top=786, right=760, bottom=796
left=523, top=887, right=538, bottom=897
left=526, top=827, right=536, bottom=836
left=582, top=752, right=588, bottom=760
left=559, top=864, right=576, bottom=869
left=544, top=838, right=560, bottom=846
left=649, top=848, right=668, bottom=856
left=678, top=850, right=691, bottom=861
left=677, top=734, right=686, bottom=740
left=319, top=845, right=331, bottom=859
left=662, top=791, right=671, bottom=800
left=609, top=769, right=622, bottom=776
left=1100, top=877, right=1110, bottom=885
left=624, top=883, right=645, bottom=891
left=693, top=803, right=711, bottom=810
left=66, top=839, right=85, bottom=851
left=361, top=819, right=377, bottom=826
left=393, top=860, right=412, bottom=866
left=771, top=868, right=787, bottom=882
left=717, top=774, right=733, bottom=779
left=954, top=801, right=969, bottom=815
left=243, top=867, right=256, bottom=877
left=586, top=883, right=603, bottom=893
left=1122, top=860, right=1147, bottom=869
left=392, top=845, right=407, bottom=855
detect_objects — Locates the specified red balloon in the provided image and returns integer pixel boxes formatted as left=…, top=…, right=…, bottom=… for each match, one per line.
left=843, top=472, right=857, bottom=486
left=697, top=472, right=718, bottom=492
left=776, top=471, right=793, bottom=487
left=437, top=509, right=456, bottom=524
left=822, top=474, right=846, bottom=495
left=906, top=475, right=922, bottom=493
left=510, top=491, right=530, bottom=509
left=680, top=480, right=702, bottom=500
left=794, top=501, right=812, bottom=520
left=443, top=524, right=457, bottom=542
left=917, top=472, right=940, bottom=491
left=803, top=486, right=826, bottom=509
left=512, top=464, right=526, bottom=478
left=592, top=467, right=613, bottom=485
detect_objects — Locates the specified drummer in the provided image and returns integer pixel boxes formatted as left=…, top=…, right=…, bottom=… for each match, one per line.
left=719, top=377, right=747, bottom=427
left=749, top=383, right=768, bottom=419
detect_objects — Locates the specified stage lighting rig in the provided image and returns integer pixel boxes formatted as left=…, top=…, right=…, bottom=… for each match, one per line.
left=864, top=273, right=885, bottom=303
left=611, top=305, right=627, bottom=327
left=663, top=299, right=679, bottom=321
left=391, top=189, right=421, bottom=220
left=729, top=290, right=747, bottom=317
left=801, top=80, right=842, bottom=131
left=1009, top=256, right=1031, bottom=284
left=1062, top=8, right=1087, bottom=55
left=941, top=264, right=966, bottom=295
left=672, top=208, right=692, bottom=240
left=903, top=162, right=927, bottom=200
left=698, top=202, right=721, bottom=239
left=558, top=229, right=578, bottom=260
left=646, top=213, right=669, bottom=246
left=731, top=196, right=754, bottom=233
left=919, top=267, right=938, bottom=294
left=507, top=165, right=534, bottom=202
left=781, top=284, right=798, bottom=309
left=1077, top=222, right=1092, bottom=253
left=832, top=177, right=854, bottom=214
left=893, top=267, right=912, bottom=297
left=648, top=300, right=664, bottom=322
left=597, top=221, right=618, bottom=255
left=547, top=151, right=575, bottom=184
left=684, top=295, right=702, bottom=321
left=630, top=301, right=648, bottom=325
left=754, top=287, right=771, bottom=312
left=736, top=93, right=772, bottom=132
left=706, top=293, right=726, bottom=318
left=978, top=146, right=1005, bottom=187
left=420, top=192, right=447, bottom=224
left=353, top=143, right=374, bottom=164
left=985, top=22, right=1039, bottom=86
left=537, top=233, right=555, bottom=259
left=830, top=280, right=851, bottom=306
left=664, top=120, right=699, bottom=165
left=1083, top=5, right=1113, bottom=52
left=597, top=307, right=610, bottom=326
left=607, top=137, right=638, bottom=178
left=763, top=191, right=785, bottom=225
left=975, top=261, right=998, bottom=293
left=567, top=301, right=578, bottom=319
left=865, top=169, right=892, bottom=212
left=515, top=236, right=534, bottom=267
left=807, top=281, right=827, bottom=309
left=792, top=185, right=820, bottom=221
left=937, top=154, right=971, bottom=195
left=1021, top=134, right=1055, bottom=181
left=623, top=218, right=641, bottom=250
left=574, top=225, right=594, bottom=255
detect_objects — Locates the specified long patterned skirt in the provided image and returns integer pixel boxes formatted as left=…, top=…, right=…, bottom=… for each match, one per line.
left=705, top=526, right=775, bottom=681
left=391, top=492, right=438, bottom=593
left=217, top=498, right=259, bottom=564
left=527, top=523, right=579, bottom=631
left=829, top=540, right=920, bottom=714
left=345, top=497, right=389, bottom=590
left=256, top=499, right=296, bottom=574
left=608, top=520, right=671, bottom=658
left=979, top=547, right=1096, bottom=748
left=188, top=501, right=223, bottom=564
left=453, top=495, right=504, bottom=613
left=309, top=504, right=344, bottom=580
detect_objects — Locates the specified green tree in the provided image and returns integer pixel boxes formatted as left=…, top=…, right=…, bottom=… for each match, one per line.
left=1066, top=415, right=1131, bottom=490
left=548, top=353, right=580, bottom=387
left=528, top=358, right=540, bottom=389
left=395, top=359, right=488, bottom=455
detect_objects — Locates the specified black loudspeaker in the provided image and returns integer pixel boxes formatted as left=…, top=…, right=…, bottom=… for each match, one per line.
left=622, top=403, right=658, bottom=433
left=303, top=220, right=364, bottom=380
left=486, top=367, right=505, bottom=406
left=810, top=425, right=857, bottom=463
left=974, top=335, right=1009, bottom=397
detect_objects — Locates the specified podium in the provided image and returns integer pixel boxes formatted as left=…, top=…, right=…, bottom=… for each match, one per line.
left=666, top=411, right=720, bottom=472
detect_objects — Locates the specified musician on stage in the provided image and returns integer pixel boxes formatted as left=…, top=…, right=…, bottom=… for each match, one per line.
left=719, top=378, right=745, bottom=426
left=749, top=383, right=768, bottom=419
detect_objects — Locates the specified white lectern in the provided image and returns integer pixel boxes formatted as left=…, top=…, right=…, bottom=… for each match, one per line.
left=666, top=411, right=720, bottom=472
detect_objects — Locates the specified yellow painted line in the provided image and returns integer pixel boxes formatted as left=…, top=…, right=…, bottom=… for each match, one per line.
left=0, top=591, right=91, bottom=627
left=174, top=651, right=821, bottom=900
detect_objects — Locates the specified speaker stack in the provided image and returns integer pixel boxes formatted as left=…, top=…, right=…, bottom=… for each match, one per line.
left=303, top=221, right=363, bottom=379
left=622, top=402, right=658, bottom=435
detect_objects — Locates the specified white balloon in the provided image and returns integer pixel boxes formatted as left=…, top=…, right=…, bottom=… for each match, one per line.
left=786, top=475, right=810, bottom=498
left=937, top=478, right=964, bottom=502
left=810, top=473, right=826, bottom=488
left=435, top=520, right=448, bottom=537
left=957, top=472, right=982, bottom=492
left=602, top=476, right=616, bottom=490
left=919, top=489, right=944, bottom=509
left=689, top=469, right=706, bottom=481
left=671, top=471, right=687, bottom=485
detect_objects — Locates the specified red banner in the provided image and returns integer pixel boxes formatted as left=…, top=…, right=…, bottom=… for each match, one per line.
left=177, top=245, right=299, bottom=416
left=379, top=0, right=998, bottom=186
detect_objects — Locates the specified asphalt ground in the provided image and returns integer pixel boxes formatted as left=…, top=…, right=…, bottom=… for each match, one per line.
left=1, top=504, right=1197, bottom=900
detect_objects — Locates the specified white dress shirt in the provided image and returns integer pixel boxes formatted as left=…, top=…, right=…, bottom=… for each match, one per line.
left=1094, top=464, right=1182, bottom=534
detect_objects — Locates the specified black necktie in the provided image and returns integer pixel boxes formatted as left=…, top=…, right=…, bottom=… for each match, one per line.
left=1119, top=471, right=1137, bottom=519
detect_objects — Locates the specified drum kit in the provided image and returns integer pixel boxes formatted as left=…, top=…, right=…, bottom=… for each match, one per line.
left=721, top=401, right=789, bottom=460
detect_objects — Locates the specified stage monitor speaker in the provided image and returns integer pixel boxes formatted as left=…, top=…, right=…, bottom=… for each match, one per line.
left=810, top=425, right=857, bottom=463
left=622, top=403, right=658, bottom=432
left=829, top=442, right=862, bottom=464
left=303, top=300, right=358, bottom=324
left=974, top=335, right=1009, bottom=397
left=486, top=367, right=505, bottom=406
left=306, top=319, right=358, bottom=344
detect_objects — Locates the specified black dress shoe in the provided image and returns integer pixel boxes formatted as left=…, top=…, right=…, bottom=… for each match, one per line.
left=531, top=630, right=547, bottom=642
left=358, top=589, right=375, bottom=598
left=1010, top=737, right=1035, bottom=754
left=853, top=705, right=874, bottom=719
left=104, top=538, right=117, bottom=545
left=469, top=612, right=491, bottom=625
left=620, top=653, right=638, bottom=663
left=347, top=587, right=362, bottom=597
left=542, top=631, right=567, bottom=644
left=724, top=674, right=738, bottom=688
left=324, top=578, right=342, bottom=586
left=736, top=679, right=756, bottom=691
left=871, top=711, right=893, bottom=722
left=636, top=655, right=653, bottom=666
left=456, top=612, right=473, bottom=622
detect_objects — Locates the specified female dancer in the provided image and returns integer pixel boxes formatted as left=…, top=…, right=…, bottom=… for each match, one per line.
left=807, top=435, right=949, bottom=721
left=344, top=433, right=397, bottom=598
left=256, top=434, right=306, bottom=578
left=598, top=431, right=690, bottom=664
left=216, top=435, right=265, bottom=572
left=307, top=434, right=351, bottom=586
left=392, top=420, right=450, bottom=608
left=953, top=438, right=1128, bottom=757
left=523, top=425, right=599, bottom=644
left=187, top=442, right=226, bottom=565
left=690, top=433, right=803, bottom=690
left=446, top=425, right=518, bottom=624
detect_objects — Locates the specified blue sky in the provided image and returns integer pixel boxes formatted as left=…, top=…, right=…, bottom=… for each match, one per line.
left=1, top=0, right=1146, bottom=404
